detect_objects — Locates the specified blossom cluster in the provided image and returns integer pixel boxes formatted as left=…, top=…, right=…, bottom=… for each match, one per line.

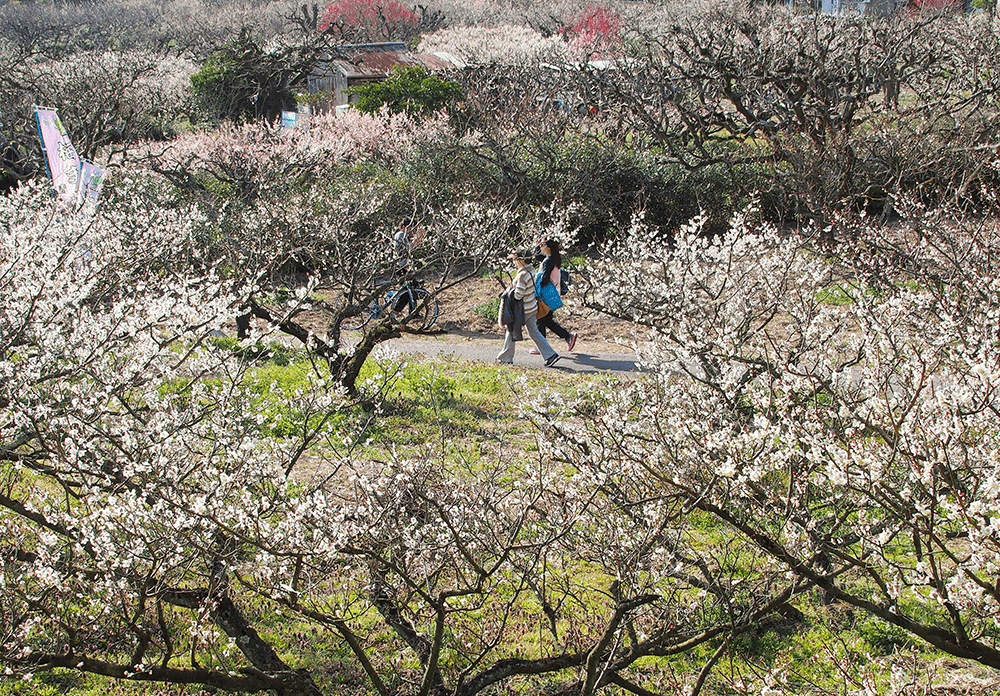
left=0, top=180, right=358, bottom=681
left=128, top=108, right=455, bottom=188
left=536, top=199, right=1000, bottom=670
left=318, top=0, right=418, bottom=39
left=559, top=4, right=623, bottom=58
left=418, top=24, right=572, bottom=64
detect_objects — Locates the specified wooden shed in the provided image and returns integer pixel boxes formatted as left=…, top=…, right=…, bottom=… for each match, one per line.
left=307, top=43, right=464, bottom=108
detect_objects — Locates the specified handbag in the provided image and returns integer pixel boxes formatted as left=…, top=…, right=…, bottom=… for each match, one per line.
left=536, top=298, right=550, bottom=319
left=535, top=274, right=564, bottom=311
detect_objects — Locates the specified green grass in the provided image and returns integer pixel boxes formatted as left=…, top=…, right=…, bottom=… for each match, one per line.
left=208, top=334, right=296, bottom=366
left=354, top=353, right=554, bottom=458
left=473, top=296, right=500, bottom=321
left=816, top=283, right=856, bottom=306
left=7, top=348, right=979, bottom=696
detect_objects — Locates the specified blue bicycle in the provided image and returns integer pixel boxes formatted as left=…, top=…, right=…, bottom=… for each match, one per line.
left=339, top=279, right=440, bottom=332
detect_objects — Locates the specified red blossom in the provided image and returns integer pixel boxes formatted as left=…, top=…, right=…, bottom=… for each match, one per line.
left=560, top=4, right=622, bottom=56
left=319, top=0, right=418, bottom=38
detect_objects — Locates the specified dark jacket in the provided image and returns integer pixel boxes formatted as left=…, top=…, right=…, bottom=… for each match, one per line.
left=498, top=287, right=525, bottom=341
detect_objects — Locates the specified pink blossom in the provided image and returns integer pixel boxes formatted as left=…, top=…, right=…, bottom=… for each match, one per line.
left=319, top=0, right=418, bottom=39
left=560, top=4, right=622, bottom=58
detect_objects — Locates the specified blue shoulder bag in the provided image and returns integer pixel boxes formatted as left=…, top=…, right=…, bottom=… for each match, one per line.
left=535, top=272, right=563, bottom=311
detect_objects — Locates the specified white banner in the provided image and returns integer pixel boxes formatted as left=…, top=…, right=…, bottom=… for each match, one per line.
left=34, top=106, right=82, bottom=205
left=78, top=159, right=106, bottom=207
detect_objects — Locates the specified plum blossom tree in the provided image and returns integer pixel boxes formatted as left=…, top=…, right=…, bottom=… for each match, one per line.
left=0, top=0, right=321, bottom=185
left=536, top=190, right=1000, bottom=681
left=0, top=180, right=863, bottom=696
left=0, top=40, right=196, bottom=185
left=587, top=6, right=1000, bottom=222
left=417, top=24, right=570, bottom=64
left=123, top=110, right=522, bottom=395
left=559, top=3, right=622, bottom=57
left=0, top=0, right=262, bottom=56
left=0, top=179, right=334, bottom=695
left=135, top=107, right=455, bottom=201
left=10, top=158, right=1000, bottom=695
left=318, top=0, right=420, bottom=42
left=908, top=0, right=966, bottom=13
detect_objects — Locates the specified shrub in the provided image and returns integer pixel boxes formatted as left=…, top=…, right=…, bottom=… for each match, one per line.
left=350, top=65, right=465, bottom=118
left=190, top=32, right=298, bottom=123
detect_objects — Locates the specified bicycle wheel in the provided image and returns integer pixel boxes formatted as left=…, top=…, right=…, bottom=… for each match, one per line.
left=337, top=296, right=377, bottom=331
left=403, top=287, right=439, bottom=332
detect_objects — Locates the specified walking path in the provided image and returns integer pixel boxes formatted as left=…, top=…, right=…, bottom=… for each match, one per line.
left=258, top=325, right=644, bottom=375
left=386, top=335, right=644, bottom=374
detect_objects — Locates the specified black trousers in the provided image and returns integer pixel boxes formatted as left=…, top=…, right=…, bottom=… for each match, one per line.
left=538, top=311, right=571, bottom=341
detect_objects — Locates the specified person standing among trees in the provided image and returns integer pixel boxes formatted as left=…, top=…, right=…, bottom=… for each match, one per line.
left=497, top=248, right=560, bottom=367
left=391, top=222, right=426, bottom=315
left=392, top=222, right=426, bottom=275
left=530, top=238, right=577, bottom=354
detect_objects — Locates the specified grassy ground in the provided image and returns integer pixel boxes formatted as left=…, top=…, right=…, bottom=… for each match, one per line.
left=7, top=349, right=1000, bottom=696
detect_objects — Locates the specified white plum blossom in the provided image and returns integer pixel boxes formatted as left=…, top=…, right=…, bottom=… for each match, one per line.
left=535, top=198, right=1000, bottom=674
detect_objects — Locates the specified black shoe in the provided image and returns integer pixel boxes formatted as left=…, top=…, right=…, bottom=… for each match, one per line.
left=544, top=354, right=561, bottom=367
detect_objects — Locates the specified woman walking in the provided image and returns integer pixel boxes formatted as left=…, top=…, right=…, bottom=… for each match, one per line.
left=497, top=248, right=561, bottom=367
left=531, top=238, right=577, bottom=354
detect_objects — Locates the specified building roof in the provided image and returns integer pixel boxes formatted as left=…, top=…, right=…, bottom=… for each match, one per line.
left=325, top=43, right=461, bottom=81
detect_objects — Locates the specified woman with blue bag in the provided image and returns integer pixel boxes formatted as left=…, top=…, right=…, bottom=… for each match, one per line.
left=531, top=239, right=578, bottom=354
left=496, top=248, right=561, bottom=367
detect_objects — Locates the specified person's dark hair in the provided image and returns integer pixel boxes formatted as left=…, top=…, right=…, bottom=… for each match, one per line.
left=544, top=239, right=562, bottom=267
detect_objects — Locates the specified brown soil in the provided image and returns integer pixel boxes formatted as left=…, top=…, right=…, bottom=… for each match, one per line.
left=241, top=275, right=637, bottom=355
